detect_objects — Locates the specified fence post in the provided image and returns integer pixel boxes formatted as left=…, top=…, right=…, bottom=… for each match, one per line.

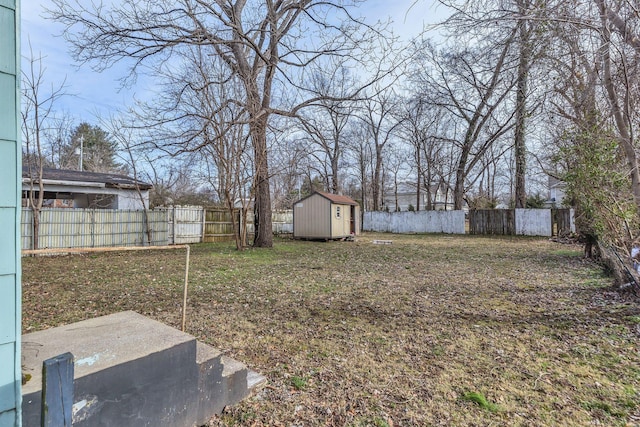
left=41, top=352, right=74, bottom=427
left=173, top=206, right=177, bottom=245
left=201, top=207, right=206, bottom=243
left=90, top=209, right=95, bottom=248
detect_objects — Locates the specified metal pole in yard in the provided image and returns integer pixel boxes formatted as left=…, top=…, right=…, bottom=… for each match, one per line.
left=181, top=245, right=190, bottom=332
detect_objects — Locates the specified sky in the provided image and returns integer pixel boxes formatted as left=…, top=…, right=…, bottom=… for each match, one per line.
left=20, top=1, right=448, bottom=124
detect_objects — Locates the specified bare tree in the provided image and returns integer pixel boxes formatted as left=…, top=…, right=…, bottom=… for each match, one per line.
left=135, top=44, right=255, bottom=249
left=438, top=0, right=553, bottom=207
left=596, top=0, right=640, bottom=215
left=396, top=97, right=448, bottom=210
left=102, top=116, right=155, bottom=244
left=296, top=66, right=359, bottom=194
left=48, top=0, right=391, bottom=247
left=355, top=87, right=403, bottom=211
left=345, top=122, right=374, bottom=212
left=269, top=135, right=309, bottom=209
left=21, top=46, right=67, bottom=250
left=413, top=37, right=519, bottom=210
left=384, top=142, right=410, bottom=211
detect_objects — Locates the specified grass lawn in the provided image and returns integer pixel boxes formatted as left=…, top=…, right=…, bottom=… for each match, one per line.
left=22, top=233, right=640, bottom=426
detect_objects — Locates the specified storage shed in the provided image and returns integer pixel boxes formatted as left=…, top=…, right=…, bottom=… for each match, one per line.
left=293, top=191, right=360, bottom=240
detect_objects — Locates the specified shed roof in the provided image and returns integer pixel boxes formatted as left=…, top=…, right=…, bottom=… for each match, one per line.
left=297, top=191, right=358, bottom=206
left=22, top=166, right=153, bottom=190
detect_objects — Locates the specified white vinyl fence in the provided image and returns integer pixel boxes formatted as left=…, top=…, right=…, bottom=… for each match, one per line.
left=365, top=209, right=574, bottom=237
left=363, top=210, right=466, bottom=234
left=272, top=210, right=294, bottom=234
left=515, top=209, right=552, bottom=236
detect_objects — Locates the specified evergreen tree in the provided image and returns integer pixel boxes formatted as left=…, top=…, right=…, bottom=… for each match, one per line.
left=60, top=122, right=125, bottom=173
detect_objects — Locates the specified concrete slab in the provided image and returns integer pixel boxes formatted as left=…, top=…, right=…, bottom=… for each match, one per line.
left=22, top=311, right=198, bottom=427
left=22, top=311, right=194, bottom=395
left=21, top=311, right=265, bottom=427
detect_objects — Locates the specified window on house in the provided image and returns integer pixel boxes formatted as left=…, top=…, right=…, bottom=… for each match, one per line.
left=336, top=206, right=341, bottom=218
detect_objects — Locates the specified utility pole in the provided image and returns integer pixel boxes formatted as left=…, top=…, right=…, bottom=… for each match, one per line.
left=78, top=135, right=84, bottom=170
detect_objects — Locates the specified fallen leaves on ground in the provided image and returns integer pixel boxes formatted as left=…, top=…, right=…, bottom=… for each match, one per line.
left=22, top=233, right=640, bottom=426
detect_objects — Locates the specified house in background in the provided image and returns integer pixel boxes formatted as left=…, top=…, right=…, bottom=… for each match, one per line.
left=547, top=176, right=567, bottom=208
left=22, top=167, right=153, bottom=210
left=382, top=182, right=454, bottom=211
left=293, top=191, right=360, bottom=240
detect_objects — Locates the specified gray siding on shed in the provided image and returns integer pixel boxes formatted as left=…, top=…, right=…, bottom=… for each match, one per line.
left=293, top=193, right=331, bottom=238
left=293, top=192, right=359, bottom=239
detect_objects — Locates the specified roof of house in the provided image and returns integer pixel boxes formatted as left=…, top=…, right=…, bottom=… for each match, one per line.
left=311, top=191, right=358, bottom=206
left=22, top=166, right=153, bottom=190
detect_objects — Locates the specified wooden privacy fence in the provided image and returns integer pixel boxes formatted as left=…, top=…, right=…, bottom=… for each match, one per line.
left=204, top=208, right=237, bottom=243
left=21, top=208, right=168, bottom=250
left=21, top=206, right=295, bottom=250
left=155, top=206, right=236, bottom=244
left=469, top=208, right=574, bottom=236
left=553, top=208, right=575, bottom=236
left=468, top=209, right=515, bottom=235
left=162, top=207, right=293, bottom=244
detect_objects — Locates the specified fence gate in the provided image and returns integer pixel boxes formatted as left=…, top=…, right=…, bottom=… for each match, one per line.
left=552, top=208, right=574, bottom=236
left=469, top=209, right=515, bottom=235
left=203, top=209, right=237, bottom=242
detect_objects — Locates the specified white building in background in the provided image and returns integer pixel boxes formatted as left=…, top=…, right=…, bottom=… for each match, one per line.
left=382, top=182, right=454, bottom=212
left=547, top=176, right=568, bottom=207
left=22, top=167, right=152, bottom=210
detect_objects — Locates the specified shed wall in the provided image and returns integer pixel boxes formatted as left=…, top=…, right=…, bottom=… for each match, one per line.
left=293, top=194, right=330, bottom=238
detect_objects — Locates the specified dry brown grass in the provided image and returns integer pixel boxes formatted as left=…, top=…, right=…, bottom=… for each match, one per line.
left=22, top=233, right=640, bottom=426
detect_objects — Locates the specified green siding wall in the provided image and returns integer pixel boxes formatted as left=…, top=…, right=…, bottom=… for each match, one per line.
left=0, top=0, right=21, bottom=426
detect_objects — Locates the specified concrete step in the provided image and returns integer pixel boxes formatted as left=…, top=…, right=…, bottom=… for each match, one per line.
left=195, top=346, right=267, bottom=426
left=21, top=311, right=265, bottom=427
left=247, top=369, right=268, bottom=392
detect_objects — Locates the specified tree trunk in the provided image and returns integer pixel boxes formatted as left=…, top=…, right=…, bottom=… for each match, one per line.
left=251, top=115, right=273, bottom=248
left=32, top=208, right=40, bottom=251
left=454, top=145, right=471, bottom=210
left=331, top=154, right=339, bottom=194
left=514, top=0, right=529, bottom=208
left=416, top=146, right=422, bottom=211
left=372, top=146, right=383, bottom=211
